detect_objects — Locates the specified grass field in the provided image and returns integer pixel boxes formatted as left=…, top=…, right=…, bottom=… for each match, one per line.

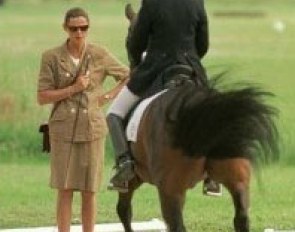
left=0, top=0, right=295, bottom=231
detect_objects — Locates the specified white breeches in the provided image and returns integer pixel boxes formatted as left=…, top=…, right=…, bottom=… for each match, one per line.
left=107, top=86, right=140, bottom=119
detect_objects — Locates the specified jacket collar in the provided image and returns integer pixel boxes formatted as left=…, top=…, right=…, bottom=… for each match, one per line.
left=59, top=40, right=90, bottom=75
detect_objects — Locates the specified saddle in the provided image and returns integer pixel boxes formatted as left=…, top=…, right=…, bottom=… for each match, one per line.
left=125, top=64, right=194, bottom=142
left=162, top=64, right=194, bottom=88
left=141, top=64, right=194, bottom=99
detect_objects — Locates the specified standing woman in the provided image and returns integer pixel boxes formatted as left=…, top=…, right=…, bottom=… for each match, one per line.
left=37, top=7, right=129, bottom=232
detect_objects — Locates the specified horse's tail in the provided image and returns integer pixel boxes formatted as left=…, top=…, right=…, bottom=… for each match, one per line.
left=166, top=80, right=279, bottom=166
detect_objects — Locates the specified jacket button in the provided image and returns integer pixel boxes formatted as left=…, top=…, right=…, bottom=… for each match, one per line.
left=66, top=73, right=71, bottom=77
left=70, top=108, right=76, bottom=113
left=83, top=109, right=88, bottom=114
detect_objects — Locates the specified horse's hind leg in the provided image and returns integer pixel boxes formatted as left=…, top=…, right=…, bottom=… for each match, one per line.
left=158, top=188, right=186, bottom=232
left=227, top=183, right=250, bottom=232
left=211, top=159, right=251, bottom=232
left=117, top=177, right=142, bottom=232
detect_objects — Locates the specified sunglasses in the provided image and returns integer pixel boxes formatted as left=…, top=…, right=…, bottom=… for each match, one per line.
left=67, top=25, right=89, bottom=32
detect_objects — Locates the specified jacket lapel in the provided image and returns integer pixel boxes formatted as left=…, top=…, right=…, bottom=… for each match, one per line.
left=76, top=44, right=91, bottom=76
left=58, top=41, right=91, bottom=78
left=59, top=42, right=76, bottom=76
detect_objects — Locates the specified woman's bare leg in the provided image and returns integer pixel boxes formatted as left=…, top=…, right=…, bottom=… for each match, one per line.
left=57, top=189, right=74, bottom=232
left=81, top=191, right=96, bottom=232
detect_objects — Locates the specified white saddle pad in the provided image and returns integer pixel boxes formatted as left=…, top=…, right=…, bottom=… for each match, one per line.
left=126, top=90, right=167, bottom=142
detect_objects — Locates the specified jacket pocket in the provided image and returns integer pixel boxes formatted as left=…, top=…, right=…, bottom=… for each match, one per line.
left=89, top=110, right=108, bottom=139
left=49, top=108, right=69, bottom=138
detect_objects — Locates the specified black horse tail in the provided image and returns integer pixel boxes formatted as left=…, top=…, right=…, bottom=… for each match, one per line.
left=166, top=80, right=279, bottom=166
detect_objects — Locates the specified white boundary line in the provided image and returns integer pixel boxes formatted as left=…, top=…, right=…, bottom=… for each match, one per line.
left=0, top=218, right=167, bottom=232
left=264, top=229, right=295, bottom=232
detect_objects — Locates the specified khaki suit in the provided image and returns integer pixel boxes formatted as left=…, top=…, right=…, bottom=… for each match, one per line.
left=38, top=42, right=129, bottom=191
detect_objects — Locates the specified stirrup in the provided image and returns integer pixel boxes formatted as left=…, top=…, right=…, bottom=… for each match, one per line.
left=107, top=181, right=129, bottom=193
left=203, top=180, right=222, bottom=197
left=111, top=159, right=135, bottom=183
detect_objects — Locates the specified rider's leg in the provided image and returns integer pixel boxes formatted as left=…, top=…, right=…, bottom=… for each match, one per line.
left=106, top=86, right=140, bottom=191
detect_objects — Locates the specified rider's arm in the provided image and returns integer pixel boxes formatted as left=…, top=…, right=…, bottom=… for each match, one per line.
left=127, top=0, right=153, bottom=67
left=195, top=0, right=209, bottom=59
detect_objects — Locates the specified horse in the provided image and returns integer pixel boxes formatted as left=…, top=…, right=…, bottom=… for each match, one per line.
left=115, top=4, right=279, bottom=232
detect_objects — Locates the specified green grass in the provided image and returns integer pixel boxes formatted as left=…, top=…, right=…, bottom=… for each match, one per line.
left=1, top=162, right=295, bottom=231
left=0, top=0, right=295, bottom=231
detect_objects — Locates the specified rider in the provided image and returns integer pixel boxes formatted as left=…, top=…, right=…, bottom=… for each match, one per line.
left=107, top=0, right=221, bottom=195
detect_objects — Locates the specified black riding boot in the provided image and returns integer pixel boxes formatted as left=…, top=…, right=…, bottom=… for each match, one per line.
left=106, top=114, right=135, bottom=192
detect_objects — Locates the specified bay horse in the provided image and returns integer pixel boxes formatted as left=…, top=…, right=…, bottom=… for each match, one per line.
left=115, top=4, right=279, bottom=232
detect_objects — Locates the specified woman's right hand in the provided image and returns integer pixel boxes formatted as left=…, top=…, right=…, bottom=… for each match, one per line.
left=72, top=74, right=90, bottom=93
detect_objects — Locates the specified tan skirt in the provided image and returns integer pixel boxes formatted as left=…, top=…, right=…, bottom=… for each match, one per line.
left=50, top=138, right=105, bottom=192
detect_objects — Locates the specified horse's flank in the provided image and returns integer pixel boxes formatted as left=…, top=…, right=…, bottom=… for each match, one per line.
left=133, top=100, right=252, bottom=191
left=125, top=79, right=277, bottom=232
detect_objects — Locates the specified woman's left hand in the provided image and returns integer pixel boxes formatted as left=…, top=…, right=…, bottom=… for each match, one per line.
left=98, top=78, right=129, bottom=106
left=98, top=94, right=112, bottom=107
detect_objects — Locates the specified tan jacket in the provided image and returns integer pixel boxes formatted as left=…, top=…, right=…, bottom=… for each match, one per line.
left=38, top=42, right=129, bottom=142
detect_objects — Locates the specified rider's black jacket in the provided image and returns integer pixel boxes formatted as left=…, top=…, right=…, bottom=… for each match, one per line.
left=126, top=0, right=209, bottom=96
